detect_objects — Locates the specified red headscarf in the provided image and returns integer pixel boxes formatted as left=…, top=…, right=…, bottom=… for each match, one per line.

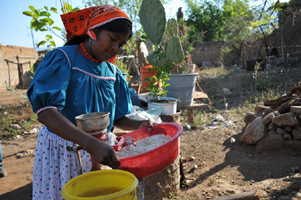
left=61, top=5, right=131, bottom=42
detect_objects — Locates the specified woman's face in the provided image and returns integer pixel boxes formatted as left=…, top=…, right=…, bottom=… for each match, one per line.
left=90, top=30, right=130, bottom=62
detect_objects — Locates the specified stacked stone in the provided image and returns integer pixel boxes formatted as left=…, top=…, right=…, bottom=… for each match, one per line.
left=241, top=104, right=301, bottom=152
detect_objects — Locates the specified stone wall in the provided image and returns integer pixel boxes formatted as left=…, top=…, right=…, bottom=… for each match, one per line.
left=190, top=41, right=225, bottom=67
left=0, top=45, right=38, bottom=90
left=282, top=0, right=301, bottom=50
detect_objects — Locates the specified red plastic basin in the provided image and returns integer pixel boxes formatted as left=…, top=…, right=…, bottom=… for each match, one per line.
left=118, top=122, right=183, bottom=178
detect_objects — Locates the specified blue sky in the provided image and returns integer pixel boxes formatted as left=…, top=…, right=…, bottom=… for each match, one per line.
left=0, top=0, right=185, bottom=49
left=0, top=0, right=288, bottom=49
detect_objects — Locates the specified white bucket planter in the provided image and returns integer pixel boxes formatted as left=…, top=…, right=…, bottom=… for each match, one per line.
left=148, top=97, right=177, bottom=115
left=165, top=73, right=199, bottom=108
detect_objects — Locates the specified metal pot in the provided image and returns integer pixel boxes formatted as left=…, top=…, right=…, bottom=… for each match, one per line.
left=75, top=111, right=110, bottom=135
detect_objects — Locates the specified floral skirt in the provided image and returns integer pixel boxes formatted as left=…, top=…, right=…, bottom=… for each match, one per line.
left=32, top=126, right=92, bottom=200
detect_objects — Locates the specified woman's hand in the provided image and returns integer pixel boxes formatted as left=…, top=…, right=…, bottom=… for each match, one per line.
left=114, top=116, right=154, bottom=131
left=84, top=137, right=120, bottom=169
left=37, top=109, right=121, bottom=169
left=138, top=120, right=154, bottom=131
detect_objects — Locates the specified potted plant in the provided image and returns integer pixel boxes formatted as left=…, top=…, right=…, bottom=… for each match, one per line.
left=139, top=0, right=199, bottom=109
left=139, top=0, right=187, bottom=115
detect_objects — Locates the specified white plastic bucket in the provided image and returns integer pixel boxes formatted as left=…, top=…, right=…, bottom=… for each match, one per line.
left=148, top=97, right=177, bottom=115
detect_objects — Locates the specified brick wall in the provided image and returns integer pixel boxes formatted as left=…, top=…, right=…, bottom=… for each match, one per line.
left=0, top=44, right=38, bottom=90
left=190, top=41, right=225, bottom=67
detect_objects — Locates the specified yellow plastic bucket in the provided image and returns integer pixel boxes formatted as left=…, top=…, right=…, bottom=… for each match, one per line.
left=61, top=169, right=138, bottom=200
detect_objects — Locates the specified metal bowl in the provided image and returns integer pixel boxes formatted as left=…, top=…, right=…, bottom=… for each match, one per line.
left=75, top=111, right=110, bottom=135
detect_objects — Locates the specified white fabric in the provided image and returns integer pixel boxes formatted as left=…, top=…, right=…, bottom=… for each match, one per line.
left=125, top=106, right=162, bottom=123
left=32, top=126, right=92, bottom=200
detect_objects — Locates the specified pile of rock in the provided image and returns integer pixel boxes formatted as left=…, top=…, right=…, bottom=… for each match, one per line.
left=241, top=85, right=301, bottom=152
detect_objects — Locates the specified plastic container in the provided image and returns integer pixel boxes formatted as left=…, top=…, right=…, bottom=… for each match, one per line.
left=148, top=97, right=177, bottom=115
left=61, top=169, right=138, bottom=200
left=119, top=122, right=183, bottom=178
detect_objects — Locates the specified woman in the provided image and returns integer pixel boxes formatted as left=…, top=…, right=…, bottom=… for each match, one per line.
left=27, top=5, right=151, bottom=199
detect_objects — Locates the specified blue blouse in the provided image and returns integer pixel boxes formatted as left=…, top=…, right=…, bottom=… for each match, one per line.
left=27, top=45, right=132, bottom=131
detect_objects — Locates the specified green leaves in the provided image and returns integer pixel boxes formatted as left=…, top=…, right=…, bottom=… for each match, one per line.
left=61, top=2, right=80, bottom=13
left=22, top=11, right=35, bottom=18
left=22, top=4, right=70, bottom=49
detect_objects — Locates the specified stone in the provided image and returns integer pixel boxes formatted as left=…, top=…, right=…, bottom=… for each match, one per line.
left=272, top=112, right=299, bottom=127
left=292, top=129, right=301, bottom=140
left=262, top=112, right=275, bottom=124
left=256, top=134, right=285, bottom=152
left=285, top=140, right=301, bottom=151
left=284, top=127, right=293, bottom=132
left=276, top=127, right=288, bottom=135
left=268, top=123, right=276, bottom=131
left=9, top=124, right=22, bottom=130
left=244, top=112, right=257, bottom=125
left=254, top=105, right=270, bottom=115
left=16, top=149, right=35, bottom=158
left=241, top=117, right=267, bottom=145
left=268, top=130, right=277, bottom=135
left=291, top=106, right=301, bottom=114
left=283, top=133, right=292, bottom=140
left=262, top=108, right=274, bottom=116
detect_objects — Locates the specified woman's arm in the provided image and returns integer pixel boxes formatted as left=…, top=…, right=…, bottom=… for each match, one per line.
left=37, top=109, right=120, bottom=168
left=113, top=116, right=153, bottom=131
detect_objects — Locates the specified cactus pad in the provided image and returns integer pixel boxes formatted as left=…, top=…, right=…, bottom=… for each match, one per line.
left=167, top=18, right=178, bottom=37
left=139, top=0, right=166, bottom=45
left=166, top=36, right=184, bottom=64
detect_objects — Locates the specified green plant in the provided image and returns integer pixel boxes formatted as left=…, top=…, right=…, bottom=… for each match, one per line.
left=0, top=106, right=37, bottom=138
left=139, top=0, right=185, bottom=99
left=220, top=46, right=236, bottom=67
left=23, top=2, right=79, bottom=49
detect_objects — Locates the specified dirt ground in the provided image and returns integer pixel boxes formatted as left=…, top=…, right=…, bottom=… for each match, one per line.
left=0, top=66, right=301, bottom=200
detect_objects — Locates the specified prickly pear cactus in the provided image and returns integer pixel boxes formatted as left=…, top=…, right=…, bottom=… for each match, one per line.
left=167, top=18, right=178, bottom=37
left=166, top=36, right=184, bottom=64
left=146, top=54, right=162, bottom=67
left=139, top=0, right=166, bottom=45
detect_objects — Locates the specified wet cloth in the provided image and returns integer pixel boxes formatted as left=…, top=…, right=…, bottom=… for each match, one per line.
left=32, top=126, right=92, bottom=200
left=27, top=45, right=132, bottom=199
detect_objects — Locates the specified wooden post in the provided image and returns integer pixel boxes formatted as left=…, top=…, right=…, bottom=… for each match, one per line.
left=16, top=56, right=25, bottom=88
left=178, top=103, right=210, bottom=125
left=188, top=109, right=194, bottom=124
left=5, top=60, right=11, bottom=88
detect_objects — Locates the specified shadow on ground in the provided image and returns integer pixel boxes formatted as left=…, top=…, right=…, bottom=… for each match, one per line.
left=0, top=183, right=32, bottom=200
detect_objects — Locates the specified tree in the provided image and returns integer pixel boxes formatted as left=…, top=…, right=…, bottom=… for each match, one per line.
left=250, top=0, right=289, bottom=57
left=23, top=2, right=80, bottom=49
left=221, top=0, right=253, bottom=64
left=185, top=0, right=224, bottom=42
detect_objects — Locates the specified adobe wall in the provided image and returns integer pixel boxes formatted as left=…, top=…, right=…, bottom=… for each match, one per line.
left=0, top=44, right=38, bottom=90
